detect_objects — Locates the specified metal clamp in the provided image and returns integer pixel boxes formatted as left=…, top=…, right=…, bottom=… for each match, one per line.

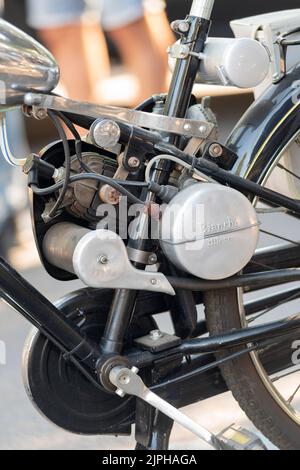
left=109, top=366, right=217, bottom=449
left=24, top=93, right=214, bottom=139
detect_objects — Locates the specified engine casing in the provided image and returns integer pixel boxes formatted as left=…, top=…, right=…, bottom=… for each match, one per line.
left=160, top=183, right=259, bottom=280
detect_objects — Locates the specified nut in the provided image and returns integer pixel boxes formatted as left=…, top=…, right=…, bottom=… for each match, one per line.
left=209, top=143, right=223, bottom=158
left=171, top=20, right=190, bottom=34
left=99, top=184, right=120, bottom=205
left=150, top=330, right=164, bottom=341
left=128, top=157, right=140, bottom=169
left=148, top=254, right=158, bottom=265
left=97, top=255, right=109, bottom=265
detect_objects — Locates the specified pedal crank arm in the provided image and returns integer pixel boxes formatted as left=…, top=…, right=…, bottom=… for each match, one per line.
left=109, top=366, right=219, bottom=450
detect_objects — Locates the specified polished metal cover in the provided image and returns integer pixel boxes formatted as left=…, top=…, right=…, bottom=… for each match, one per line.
left=0, top=19, right=59, bottom=110
left=160, top=183, right=260, bottom=280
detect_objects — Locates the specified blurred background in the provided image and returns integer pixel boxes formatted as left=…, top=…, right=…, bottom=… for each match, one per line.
left=0, top=0, right=299, bottom=450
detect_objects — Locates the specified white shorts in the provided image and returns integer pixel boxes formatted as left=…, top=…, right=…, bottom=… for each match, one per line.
left=26, top=0, right=145, bottom=31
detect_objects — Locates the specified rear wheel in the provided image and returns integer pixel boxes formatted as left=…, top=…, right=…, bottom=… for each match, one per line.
left=205, top=130, right=300, bottom=449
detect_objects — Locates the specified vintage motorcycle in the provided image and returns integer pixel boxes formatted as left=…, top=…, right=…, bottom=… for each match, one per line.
left=1, top=0, right=300, bottom=450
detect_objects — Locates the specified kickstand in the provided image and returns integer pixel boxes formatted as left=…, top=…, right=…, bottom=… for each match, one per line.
left=135, top=398, right=174, bottom=450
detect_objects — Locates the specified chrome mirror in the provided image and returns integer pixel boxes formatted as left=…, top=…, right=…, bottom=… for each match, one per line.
left=0, top=19, right=60, bottom=111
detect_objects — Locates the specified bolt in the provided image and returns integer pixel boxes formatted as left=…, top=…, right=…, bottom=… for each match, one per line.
left=184, top=123, right=192, bottom=132
left=148, top=254, right=158, bottom=265
left=128, top=157, right=140, bottom=169
left=24, top=93, right=43, bottom=106
left=171, top=20, right=190, bottom=34
left=150, top=279, right=158, bottom=286
left=119, top=373, right=130, bottom=386
left=131, top=367, right=139, bottom=375
left=91, top=119, right=121, bottom=149
left=199, top=125, right=208, bottom=135
left=178, top=21, right=190, bottom=33
left=116, top=389, right=126, bottom=398
left=209, top=143, right=223, bottom=158
left=97, top=255, right=109, bottom=265
left=150, top=330, right=164, bottom=341
left=34, top=108, right=47, bottom=120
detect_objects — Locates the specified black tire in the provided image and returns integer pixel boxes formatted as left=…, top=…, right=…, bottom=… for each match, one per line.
left=204, top=288, right=300, bottom=450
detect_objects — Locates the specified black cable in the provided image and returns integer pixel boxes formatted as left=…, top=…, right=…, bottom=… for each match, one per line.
left=30, top=173, right=148, bottom=205
left=47, top=111, right=72, bottom=218
left=45, top=111, right=148, bottom=206
left=55, top=111, right=91, bottom=173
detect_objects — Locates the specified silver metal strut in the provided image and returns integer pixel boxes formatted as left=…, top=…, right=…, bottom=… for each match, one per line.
left=23, top=93, right=214, bottom=139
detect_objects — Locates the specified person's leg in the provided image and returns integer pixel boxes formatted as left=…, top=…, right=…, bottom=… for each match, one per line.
left=109, top=18, right=166, bottom=103
left=26, top=0, right=110, bottom=103
left=143, top=0, right=175, bottom=79
left=38, top=22, right=110, bottom=103
left=102, top=0, right=172, bottom=103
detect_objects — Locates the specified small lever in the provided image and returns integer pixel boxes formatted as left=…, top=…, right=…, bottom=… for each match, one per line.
left=109, top=366, right=219, bottom=450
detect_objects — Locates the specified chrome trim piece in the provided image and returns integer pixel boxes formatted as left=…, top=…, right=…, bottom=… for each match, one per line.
left=0, top=114, right=26, bottom=166
left=0, top=19, right=59, bottom=110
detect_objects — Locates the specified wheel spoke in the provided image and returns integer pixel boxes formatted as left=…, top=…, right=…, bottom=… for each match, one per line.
left=248, top=291, right=300, bottom=323
left=259, top=229, right=300, bottom=246
left=272, top=368, right=300, bottom=383
left=287, top=384, right=300, bottom=405
left=248, top=290, right=300, bottom=323
left=277, top=163, right=300, bottom=183
left=256, top=207, right=288, bottom=214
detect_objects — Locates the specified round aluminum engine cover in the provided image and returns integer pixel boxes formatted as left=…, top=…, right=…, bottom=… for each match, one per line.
left=160, top=183, right=259, bottom=280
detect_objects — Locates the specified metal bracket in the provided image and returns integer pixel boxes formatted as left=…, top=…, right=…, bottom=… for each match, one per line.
left=72, top=229, right=175, bottom=296
left=109, top=366, right=218, bottom=449
left=24, top=93, right=214, bottom=139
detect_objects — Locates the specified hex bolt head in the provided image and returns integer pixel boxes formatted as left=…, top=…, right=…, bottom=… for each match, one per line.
left=178, top=21, right=190, bottom=33
left=128, top=157, right=140, bottom=169
left=199, top=125, right=208, bottom=135
left=150, top=330, right=164, bottom=341
left=171, top=20, right=190, bottom=34
left=97, top=255, right=109, bottom=265
left=34, top=108, right=47, bottom=120
left=209, top=143, right=223, bottom=158
left=148, top=254, right=158, bottom=265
